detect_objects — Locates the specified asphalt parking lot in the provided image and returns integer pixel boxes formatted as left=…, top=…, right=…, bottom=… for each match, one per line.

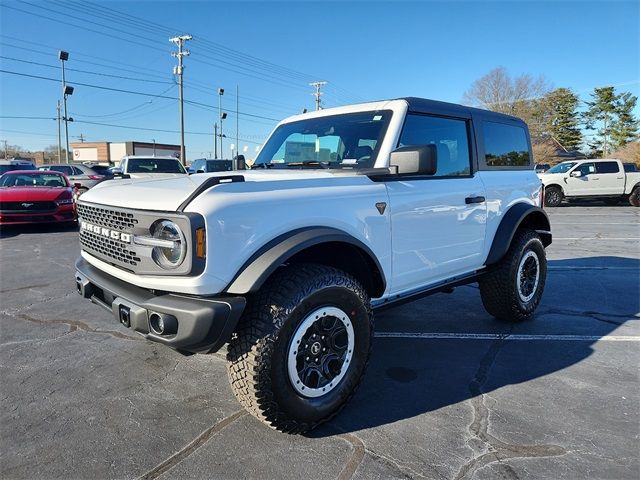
left=1, top=204, right=639, bottom=480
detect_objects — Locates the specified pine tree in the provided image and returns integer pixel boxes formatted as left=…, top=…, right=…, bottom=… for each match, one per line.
left=584, top=87, right=618, bottom=157
left=545, top=88, right=582, bottom=151
left=610, top=92, right=639, bottom=150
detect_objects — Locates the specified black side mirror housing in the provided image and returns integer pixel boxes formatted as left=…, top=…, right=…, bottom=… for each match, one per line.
left=389, top=144, right=438, bottom=175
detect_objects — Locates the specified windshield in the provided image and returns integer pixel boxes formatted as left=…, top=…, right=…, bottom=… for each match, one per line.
left=546, top=162, right=577, bottom=174
left=253, top=110, right=393, bottom=169
left=127, top=158, right=186, bottom=174
left=0, top=172, right=68, bottom=187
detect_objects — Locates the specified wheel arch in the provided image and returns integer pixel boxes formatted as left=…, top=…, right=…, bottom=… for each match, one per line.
left=485, top=203, right=552, bottom=266
left=545, top=183, right=564, bottom=194
left=224, top=227, right=386, bottom=298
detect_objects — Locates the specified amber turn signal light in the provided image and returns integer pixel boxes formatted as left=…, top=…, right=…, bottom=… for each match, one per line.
left=195, top=228, right=206, bottom=258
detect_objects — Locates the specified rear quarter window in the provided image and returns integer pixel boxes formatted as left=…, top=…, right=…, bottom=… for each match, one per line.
left=482, top=121, right=531, bottom=168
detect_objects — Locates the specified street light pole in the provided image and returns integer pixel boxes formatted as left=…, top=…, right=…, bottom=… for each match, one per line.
left=57, top=100, right=62, bottom=162
left=218, top=88, right=224, bottom=157
left=59, top=50, right=70, bottom=163
left=170, top=34, right=192, bottom=165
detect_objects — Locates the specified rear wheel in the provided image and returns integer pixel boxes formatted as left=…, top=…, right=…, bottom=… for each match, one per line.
left=226, top=264, right=373, bottom=433
left=479, top=229, right=547, bottom=322
left=629, top=187, right=640, bottom=207
left=544, top=186, right=562, bottom=207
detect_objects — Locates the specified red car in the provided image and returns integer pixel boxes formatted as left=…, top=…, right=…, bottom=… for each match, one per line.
left=0, top=170, right=78, bottom=226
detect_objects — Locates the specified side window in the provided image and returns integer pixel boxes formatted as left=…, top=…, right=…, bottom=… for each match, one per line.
left=398, top=114, right=471, bottom=176
left=51, top=165, right=73, bottom=175
left=72, top=166, right=84, bottom=175
left=483, top=122, right=530, bottom=167
left=596, top=161, right=619, bottom=174
left=575, top=163, right=595, bottom=175
left=192, top=160, right=203, bottom=171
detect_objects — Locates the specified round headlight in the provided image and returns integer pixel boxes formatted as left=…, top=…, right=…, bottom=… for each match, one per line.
left=150, top=219, right=186, bottom=269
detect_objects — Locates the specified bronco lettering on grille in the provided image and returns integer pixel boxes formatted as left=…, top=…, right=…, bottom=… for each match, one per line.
left=80, top=221, right=131, bottom=243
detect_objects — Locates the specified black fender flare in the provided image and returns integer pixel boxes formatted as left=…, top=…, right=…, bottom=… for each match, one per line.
left=485, top=203, right=552, bottom=266
left=224, top=227, right=386, bottom=295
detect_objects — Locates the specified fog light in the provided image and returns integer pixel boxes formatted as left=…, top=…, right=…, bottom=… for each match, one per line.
left=149, top=312, right=177, bottom=335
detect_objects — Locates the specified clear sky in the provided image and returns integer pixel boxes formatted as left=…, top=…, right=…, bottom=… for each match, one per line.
left=1, top=0, right=638, bottom=159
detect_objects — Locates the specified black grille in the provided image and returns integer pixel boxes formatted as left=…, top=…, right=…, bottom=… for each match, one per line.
left=79, top=229, right=141, bottom=266
left=77, top=203, right=139, bottom=230
left=0, top=201, right=57, bottom=212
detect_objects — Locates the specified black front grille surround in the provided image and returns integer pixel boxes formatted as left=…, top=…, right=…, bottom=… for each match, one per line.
left=77, top=200, right=203, bottom=276
left=0, top=201, right=57, bottom=212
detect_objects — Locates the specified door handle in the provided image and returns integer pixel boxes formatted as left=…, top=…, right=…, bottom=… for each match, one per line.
left=465, top=196, right=485, bottom=204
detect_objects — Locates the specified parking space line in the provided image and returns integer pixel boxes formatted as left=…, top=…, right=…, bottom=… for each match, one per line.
left=553, top=237, right=640, bottom=240
left=374, top=332, right=640, bottom=342
left=548, top=266, right=639, bottom=271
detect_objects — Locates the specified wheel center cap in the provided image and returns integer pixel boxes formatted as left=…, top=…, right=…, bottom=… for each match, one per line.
left=310, top=342, right=321, bottom=355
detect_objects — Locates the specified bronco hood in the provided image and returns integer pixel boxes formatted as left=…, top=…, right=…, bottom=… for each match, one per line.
left=79, top=170, right=344, bottom=211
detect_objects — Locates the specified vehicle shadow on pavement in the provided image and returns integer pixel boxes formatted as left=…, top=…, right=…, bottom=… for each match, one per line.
left=311, top=256, right=639, bottom=436
left=0, top=222, right=78, bottom=239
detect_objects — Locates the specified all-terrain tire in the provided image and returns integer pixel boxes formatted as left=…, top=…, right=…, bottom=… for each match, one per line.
left=226, top=263, right=373, bottom=433
left=544, top=186, right=563, bottom=207
left=479, top=229, right=547, bottom=322
left=629, top=187, right=640, bottom=207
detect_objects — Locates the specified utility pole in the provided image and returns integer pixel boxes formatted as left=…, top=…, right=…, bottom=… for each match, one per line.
left=233, top=84, right=240, bottom=170
left=56, top=100, right=62, bottom=162
left=310, top=81, right=327, bottom=111
left=214, top=123, right=218, bottom=159
left=78, top=133, right=85, bottom=143
left=170, top=34, right=192, bottom=165
left=2, top=140, right=7, bottom=160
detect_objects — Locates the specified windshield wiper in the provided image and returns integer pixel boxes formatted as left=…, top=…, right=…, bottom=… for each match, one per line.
left=286, top=161, right=329, bottom=169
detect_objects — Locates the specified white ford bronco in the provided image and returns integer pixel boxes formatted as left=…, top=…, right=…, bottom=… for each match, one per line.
left=539, top=158, right=640, bottom=207
left=74, top=98, right=551, bottom=433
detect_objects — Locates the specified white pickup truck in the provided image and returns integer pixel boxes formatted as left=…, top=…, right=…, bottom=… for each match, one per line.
left=539, top=158, right=640, bottom=207
left=112, top=155, right=187, bottom=180
left=74, top=98, right=551, bottom=433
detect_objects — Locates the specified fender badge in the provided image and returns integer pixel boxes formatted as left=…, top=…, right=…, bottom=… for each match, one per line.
left=375, top=202, right=387, bottom=215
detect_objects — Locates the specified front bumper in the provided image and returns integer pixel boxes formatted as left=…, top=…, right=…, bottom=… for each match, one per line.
left=74, top=257, right=245, bottom=353
left=0, top=204, right=77, bottom=225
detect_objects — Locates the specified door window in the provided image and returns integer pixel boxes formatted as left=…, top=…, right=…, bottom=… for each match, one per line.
left=575, top=163, right=595, bottom=175
left=50, top=165, right=73, bottom=175
left=398, top=114, right=471, bottom=176
left=595, top=161, right=619, bottom=174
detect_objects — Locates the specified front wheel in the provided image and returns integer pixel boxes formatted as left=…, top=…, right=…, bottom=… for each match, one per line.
left=226, top=264, right=373, bottom=433
left=479, top=229, right=547, bottom=322
left=544, top=186, right=563, bottom=207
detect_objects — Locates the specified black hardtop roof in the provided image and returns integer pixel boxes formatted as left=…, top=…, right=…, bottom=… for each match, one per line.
left=397, top=97, right=525, bottom=125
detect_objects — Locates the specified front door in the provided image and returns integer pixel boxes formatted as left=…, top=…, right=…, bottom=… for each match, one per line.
left=386, top=114, right=487, bottom=294
left=566, top=162, right=596, bottom=195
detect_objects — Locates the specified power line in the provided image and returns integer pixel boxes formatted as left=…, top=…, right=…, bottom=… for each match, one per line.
left=0, top=55, right=174, bottom=84
left=0, top=69, right=281, bottom=121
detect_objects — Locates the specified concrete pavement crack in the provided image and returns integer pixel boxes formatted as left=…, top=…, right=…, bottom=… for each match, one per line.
left=454, top=331, right=566, bottom=480
left=136, top=409, right=247, bottom=480
left=14, top=313, right=142, bottom=342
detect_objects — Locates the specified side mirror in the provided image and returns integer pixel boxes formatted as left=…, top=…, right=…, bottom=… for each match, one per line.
left=389, top=144, right=437, bottom=175
left=111, top=168, right=123, bottom=176
left=73, top=182, right=82, bottom=189
left=570, top=170, right=582, bottom=178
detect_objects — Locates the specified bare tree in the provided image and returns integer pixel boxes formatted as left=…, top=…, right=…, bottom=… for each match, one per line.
left=463, top=67, right=552, bottom=139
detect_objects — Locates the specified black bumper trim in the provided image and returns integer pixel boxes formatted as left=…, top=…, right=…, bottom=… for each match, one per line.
left=75, top=257, right=245, bottom=353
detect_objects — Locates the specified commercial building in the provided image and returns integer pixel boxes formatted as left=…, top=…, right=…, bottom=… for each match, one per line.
left=69, top=141, right=182, bottom=164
